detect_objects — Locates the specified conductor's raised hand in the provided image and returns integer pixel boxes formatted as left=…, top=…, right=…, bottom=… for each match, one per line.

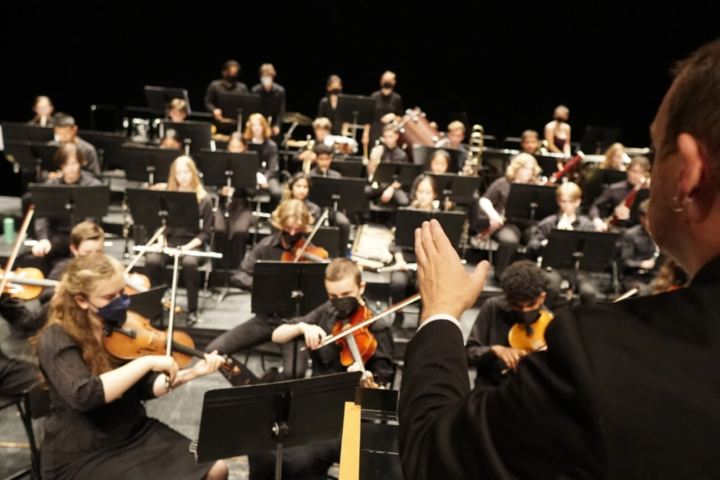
left=415, top=220, right=489, bottom=323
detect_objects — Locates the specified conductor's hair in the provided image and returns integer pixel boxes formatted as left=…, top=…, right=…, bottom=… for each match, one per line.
left=271, top=199, right=313, bottom=232
left=223, top=60, right=240, bottom=71
left=629, top=155, right=651, bottom=172
left=638, top=199, right=650, bottom=217
left=70, top=222, right=104, bottom=250
left=53, top=112, right=76, bottom=128
left=500, top=260, right=547, bottom=303
left=54, top=143, right=87, bottom=168
left=313, top=143, right=334, bottom=157
left=556, top=182, right=582, bottom=201
left=325, top=258, right=362, bottom=286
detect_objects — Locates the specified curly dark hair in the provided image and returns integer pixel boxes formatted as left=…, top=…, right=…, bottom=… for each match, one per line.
left=499, top=260, right=547, bottom=302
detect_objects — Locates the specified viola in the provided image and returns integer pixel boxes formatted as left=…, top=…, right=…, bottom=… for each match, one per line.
left=102, top=311, right=251, bottom=382
left=281, top=237, right=329, bottom=263
left=0, top=267, right=58, bottom=301
left=507, top=310, right=554, bottom=353
left=123, top=272, right=151, bottom=295
left=332, top=304, right=379, bottom=388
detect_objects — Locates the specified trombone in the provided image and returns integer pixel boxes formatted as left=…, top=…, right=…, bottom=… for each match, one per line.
left=465, top=125, right=484, bottom=176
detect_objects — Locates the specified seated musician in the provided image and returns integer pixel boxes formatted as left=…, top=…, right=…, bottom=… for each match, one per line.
left=590, top=155, right=651, bottom=232
left=251, top=63, right=286, bottom=137
left=428, top=149, right=452, bottom=175
left=366, top=124, right=411, bottom=208
left=32, top=144, right=102, bottom=267
left=294, top=117, right=332, bottom=168
left=599, top=142, right=629, bottom=170
left=620, top=199, right=660, bottom=295
left=466, top=260, right=551, bottom=389
left=52, top=113, right=101, bottom=177
left=204, top=59, right=249, bottom=122
left=544, top=105, right=571, bottom=157
left=227, top=131, right=247, bottom=153
left=209, top=199, right=319, bottom=379
left=29, top=95, right=55, bottom=127
left=159, top=128, right=182, bottom=150
left=309, top=143, right=341, bottom=178
left=446, top=120, right=469, bottom=164
left=520, top=129, right=541, bottom=154
left=372, top=124, right=408, bottom=163
left=390, top=176, right=438, bottom=330
left=167, top=98, right=187, bottom=123
left=145, top=156, right=214, bottom=324
left=528, top=182, right=598, bottom=308
left=33, top=253, right=228, bottom=480
left=244, top=113, right=284, bottom=205
left=317, top=75, right=345, bottom=136
left=478, top=153, right=541, bottom=280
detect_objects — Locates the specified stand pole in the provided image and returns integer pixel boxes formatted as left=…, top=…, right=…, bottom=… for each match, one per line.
left=220, top=173, right=234, bottom=302
left=165, top=250, right=181, bottom=390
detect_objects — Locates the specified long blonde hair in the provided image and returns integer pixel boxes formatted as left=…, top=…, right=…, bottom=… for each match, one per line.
left=167, top=156, right=207, bottom=203
left=34, top=254, right=124, bottom=375
left=599, top=142, right=626, bottom=170
left=506, top=153, right=541, bottom=181
left=271, top=199, right=313, bottom=232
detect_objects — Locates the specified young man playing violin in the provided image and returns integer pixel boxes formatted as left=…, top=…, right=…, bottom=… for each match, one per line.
left=466, top=260, right=552, bottom=389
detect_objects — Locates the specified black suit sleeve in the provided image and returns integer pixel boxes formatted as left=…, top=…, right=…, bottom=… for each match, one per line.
left=399, top=315, right=605, bottom=480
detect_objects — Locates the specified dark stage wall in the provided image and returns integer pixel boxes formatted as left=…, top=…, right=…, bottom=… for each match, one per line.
left=1, top=2, right=718, bottom=148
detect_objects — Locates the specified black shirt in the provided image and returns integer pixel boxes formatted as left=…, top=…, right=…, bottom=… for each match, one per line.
left=481, top=177, right=512, bottom=213
left=164, top=194, right=214, bottom=246
left=621, top=224, right=658, bottom=274
left=589, top=180, right=636, bottom=228
left=251, top=83, right=286, bottom=128
left=527, top=213, right=597, bottom=253
left=288, top=300, right=395, bottom=384
left=305, top=199, right=322, bottom=220
left=309, top=167, right=342, bottom=179
left=204, top=79, right=249, bottom=112
left=34, top=171, right=102, bottom=241
left=317, top=96, right=342, bottom=135
left=381, top=145, right=408, bottom=164
left=369, top=90, right=404, bottom=144
left=252, top=139, right=279, bottom=179
left=233, top=232, right=285, bottom=288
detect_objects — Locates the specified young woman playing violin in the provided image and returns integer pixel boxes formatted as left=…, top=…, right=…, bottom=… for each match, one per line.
left=34, top=253, right=228, bottom=480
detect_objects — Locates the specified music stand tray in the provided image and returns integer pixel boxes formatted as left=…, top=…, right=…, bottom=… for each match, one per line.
left=394, top=209, right=466, bottom=248
left=144, top=86, right=191, bottom=116
left=0, top=122, right=54, bottom=143
left=427, top=174, right=481, bottom=206
left=336, top=94, right=376, bottom=126
left=119, top=145, right=179, bottom=184
left=413, top=145, right=462, bottom=173
left=125, top=189, right=199, bottom=232
left=541, top=230, right=621, bottom=272
left=77, top=130, right=127, bottom=170
left=161, top=121, right=212, bottom=154
left=252, top=261, right=329, bottom=317
left=505, top=184, right=558, bottom=223
left=217, top=93, right=262, bottom=123
left=199, top=150, right=259, bottom=191
left=372, top=163, right=423, bottom=190
left=308, top=177, right=367, bottom=217
left=30, top=184, right=110, bottom=219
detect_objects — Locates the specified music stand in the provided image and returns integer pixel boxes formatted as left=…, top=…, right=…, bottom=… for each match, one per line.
left=217, top=93, right=262, bottom=130
left=126, top=189, right=199, bottom=233
left=0, top=123, right=54, bottom=143
left=395, top=209, right=466, bottom=249
left=329, top=160, right=364, bottom=178
left=582, top=168, right=628, bottom=207
left=129, top=285, right=168, bottom=322
left=194, top=372, right=362, bottom=480
left=3, top=142, right=41, bottom=178
left=31, top=144, right=59, bottom=172
left=144, top=86, right=191, bottom=117
left=629, top=188, right=650, bottom=224
left=372, top=163, right=423, bottom=190
left=580, top=126, right=621, bottom=155
left=533, top=154, right=563, bottom=177
left=308, top=177, right=367, bottom=218
left=161, top=121, right=213, bottom=154
left=505, top=184, right=558, bottom=223
left=312, top=226, right=341, bottom=259
left=77, top=130, right=127, bottom=170
left=119, top=145, right=179, bottom=184
left=427, top=174, right=482, bottom=207
left=29, top=184, right=110, bottom=227
left=336, top=94, right=376, bottom=144
left=413, top=145, right=462, bottom=173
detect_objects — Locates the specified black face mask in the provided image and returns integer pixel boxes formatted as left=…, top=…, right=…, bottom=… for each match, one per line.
left=224, top=74, right=238, bottom=84
left=511, top=308, right=541, bottom=329
left=554, top=117, right=565, bottom=123
left=329, top=88, right=342, bottom=95
left=281, top=231, right=303, bottom=248
left=381, top=82, right=394, bottom=90
left=331, top=296, right=360, bottom=319
left=89, top=294, right=130, bottom=327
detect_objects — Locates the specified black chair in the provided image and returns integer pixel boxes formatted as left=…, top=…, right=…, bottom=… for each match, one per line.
left=0, top=383, right=48, bottom=480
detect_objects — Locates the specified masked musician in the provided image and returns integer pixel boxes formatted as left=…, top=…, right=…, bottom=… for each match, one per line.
left=33, top=254, right=227, bottom=480
left=466, top=260, right=552, bottom=389
left=167, top=98, right=187, bottom=123
left=51, top=113, right=101, bottom=177
left=366, top=125, right=411, bottom=207
left=478, top=153, right=541, bottom=280
left=620, top=200, right=660, bottom=295
left=366, top=71, right=404, bottom=147
left=208, top=200, right=318, bottom=379
left=590, top=156, right=651, bottom=232
left=317, top=75, right=346, bottom=136
left=528, top=182, right=598, bottom=308
left=244, top=113, right=283, bottom=205
left=251, top=63, right=286, bottom=137
left=145, top=156, right=214, bottom=324
left=544, top=105, right=571, bottom=157
left=204, top=60, right=249, bottom=121
left=520, top=130, right=541, bottom=154
left=29, top=95, right=55, bottom=127
left=599, top=142, right=629, bottom=171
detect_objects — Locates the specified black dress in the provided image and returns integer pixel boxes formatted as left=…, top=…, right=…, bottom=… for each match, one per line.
left=38, top=324, right=213, bottom=480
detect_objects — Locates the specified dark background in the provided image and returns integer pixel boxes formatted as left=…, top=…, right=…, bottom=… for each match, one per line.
left=2, top=1, right=718, bottom=147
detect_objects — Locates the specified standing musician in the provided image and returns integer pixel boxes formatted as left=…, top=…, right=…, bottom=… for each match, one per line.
left=209, top=199, right=319, bottom=379
left=52, top=113, right=101, bottom=177
left=478, top=152, right=541, bottom=280
left=365, top=71, right=403, bottom=148
left=167, top=98, right=187, bottom=123
left=366, top=124, right=410, bottom=207
left=317, top=75, right=345, bottom=136
left=527, top=182, right=598, bottom=308
left=620, top=199, right=660, bottom=295
left=29, top=95, right=55, bottom=127
left=31, top=144, right=102, bottom=268
left=204, top=60, right=249, bottom=122
left=599, top=142, right=629, bottom=170
left=544, top=105, right=571, bottom=157
left=590, top=155, right=651, bottom=232
left=244, top=113, right=283, bottom=205
left=145, top=156, right=214, bottom=324
left=251, top=63, right=286, bottom=137
left=33, top=253, right=228, bottom=480
left=466, top=260, right=551, bottom=389
left=520, top=130, right=541, bottom=154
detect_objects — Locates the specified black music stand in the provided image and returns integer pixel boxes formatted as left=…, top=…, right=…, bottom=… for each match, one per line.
left=394, top=209, right=466, bottom=249
left=505, top=184, right=558, bottom=223
left=77, top=130, right=127, bottom=170
left=372, top=163, right=423, bottom=190
left=144, top=86, right=191, bottom=117
left=533, top=154, right=562, bottom=177
left=126, top=189, right=199, bottom=234
left=29, top=185, right=110, bottom=227
left=629, top=188, right=650, bottom=224
left=0, top=123, right=54, bottom=143
left=161, top=121, right=213, bottom=154
left=312, top=226, right=341, bottom=259
left=128, top=285, right=168, bottom=323
left=119, top=145, right=178, bottom=184
left=580, top=126, right=621, bottom=155
left=330, top=160, right=364, bottom=178
left=413, top=145, right=463, bottom=173
left=309, top=177, right=367, bottom=218
left=217, top=93, right=262, bottom=129
left=194, top=372, right=362, bottom=480
left=3, top=142, right=41, bottom=177
left=336, top=95, right=376, bottom=144
left=32, top=144, right=59, bottom=172
left=427, top=174, right=482, bottom=207
left=582, top=168, right=628, bottom=207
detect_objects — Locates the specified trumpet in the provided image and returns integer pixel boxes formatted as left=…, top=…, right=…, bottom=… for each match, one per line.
left=465, top=125, right=484, bottom=176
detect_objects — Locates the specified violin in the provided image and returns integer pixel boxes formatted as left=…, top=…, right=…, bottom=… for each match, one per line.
left=102, top=311, right=250, bottom=382
left=507, top=310, right=554, bottom=353
left=0, top=267, right=58, bottom=300
left=332, top=304, right=378, bottom=388
left=280, top=209, right=330, bottom=263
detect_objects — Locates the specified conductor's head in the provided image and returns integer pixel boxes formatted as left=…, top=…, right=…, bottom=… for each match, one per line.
left=648, top=38, right=720, bottom=276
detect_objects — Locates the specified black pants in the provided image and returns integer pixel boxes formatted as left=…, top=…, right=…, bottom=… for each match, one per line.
left=249, top=440, right=341, bottom=480
left=545, top=269, right=598, bottom=309
left=214, top=199, right=253, bottom=270
left=206, top=316, right=308, bottom=379
left=146, top=251, right=202, bottom=313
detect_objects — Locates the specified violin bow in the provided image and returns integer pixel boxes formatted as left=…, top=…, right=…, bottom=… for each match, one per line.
left=0, top=206, right=35, bottom=295
left=305, top=293, right=422, bottom=351
left=293, top=209, right=329, bottom=263
left=124, top=225, right=167, bottom=274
